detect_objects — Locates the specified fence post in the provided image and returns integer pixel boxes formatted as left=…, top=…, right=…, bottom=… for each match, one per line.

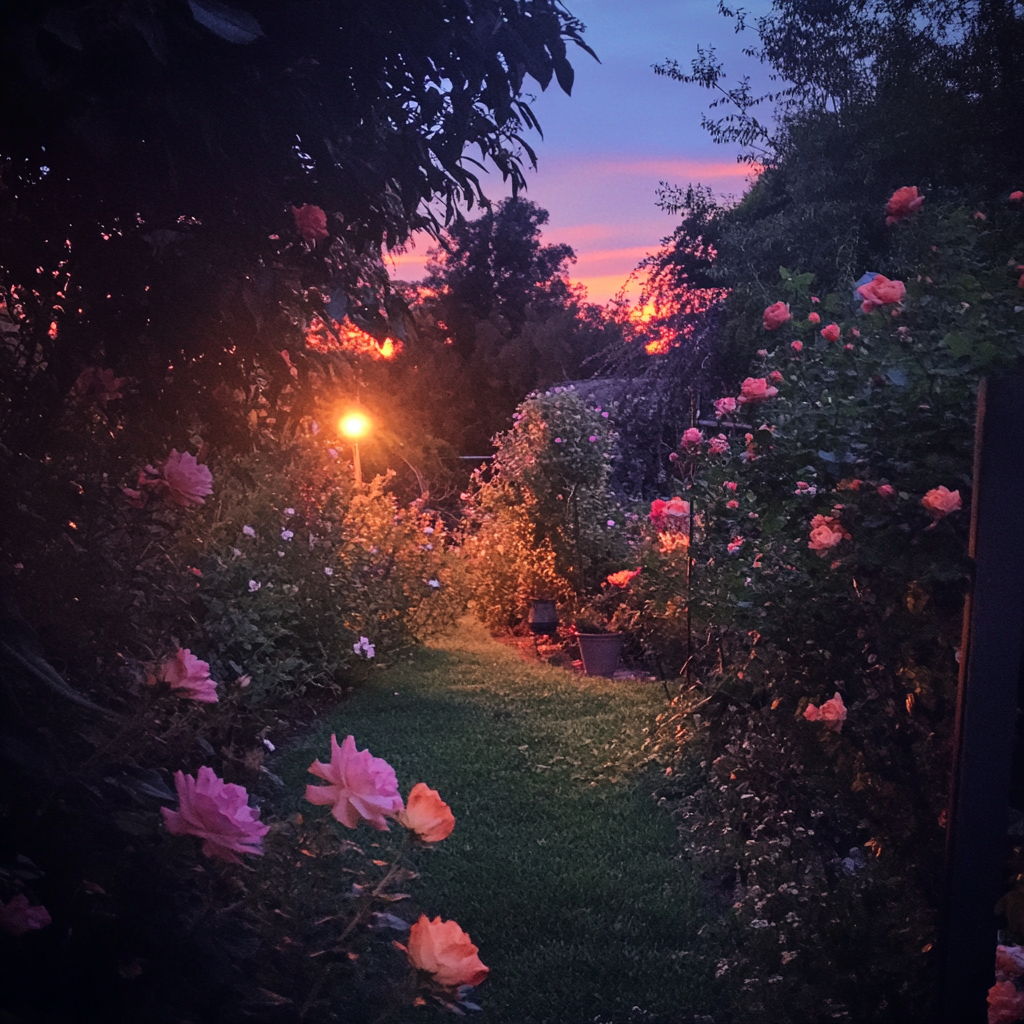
left=937, top=374, right=1024, bottom=1022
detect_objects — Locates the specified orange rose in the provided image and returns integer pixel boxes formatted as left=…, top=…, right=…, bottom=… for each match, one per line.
left=885, top=186, right=925, bottom=225
left=407, top=915, right=489, bottom=989
left=395, top=783, right=455, bottom=843
left=921, top=485, right=961, bottom=519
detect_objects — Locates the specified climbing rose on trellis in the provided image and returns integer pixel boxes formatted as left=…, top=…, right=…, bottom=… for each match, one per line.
left=885, top=186, right=925, bottom=225
left=396, top=783, right=456, bottom=843
left=148, top=648, right=219, bottom=703
left=713, top=397, right=737, bottom=418
left=821, top=323, right=840, bottom=343
left=680, top=428, right=703, bottom=451
left=708, top=434, right=730, bottom=456
left=0, top=895, right=51, bottom=936
left=804, top=692, right=847, bottom=733
left=305, top=734, right=404, bottom=830
left=762, top=301, right=791, bottom=331
left=161, top=767, right=269, bottom=864
left=405, top=915, right=490, bottom=989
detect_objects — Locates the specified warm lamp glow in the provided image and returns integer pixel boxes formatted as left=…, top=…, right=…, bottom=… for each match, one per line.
left=340, top=412, right=371, bottom=439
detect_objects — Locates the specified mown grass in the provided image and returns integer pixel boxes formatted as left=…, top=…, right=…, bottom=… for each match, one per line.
left=278, top=621, right=726, bottom=1024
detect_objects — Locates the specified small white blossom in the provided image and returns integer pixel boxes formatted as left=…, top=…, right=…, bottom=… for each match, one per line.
left=281, top=529, right=294, bottom=541
left=423, top=526, right=434, bottom=534
left=232, top=547, right=243, bottom=557
left=606, top=520, right=616, bottom=527
left=263, top=738, right=275, bottom=752
left=284, top=507, right=295, bottom=516
left=242, top=525, right=256, bottom=537
left=248, top=580, right=261, bottom=592
left=427, top=579, right=441, bottom=588
left=324, top=567, right=334, bottom=576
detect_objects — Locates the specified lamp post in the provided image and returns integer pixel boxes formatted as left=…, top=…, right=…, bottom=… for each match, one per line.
left=339, top=411, right=371, bottom=487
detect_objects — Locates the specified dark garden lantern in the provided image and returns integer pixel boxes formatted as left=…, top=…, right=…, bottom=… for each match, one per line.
left=527, top=599, right=559, bottom=637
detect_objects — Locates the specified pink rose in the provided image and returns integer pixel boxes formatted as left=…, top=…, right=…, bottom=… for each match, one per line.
left=857, top=275, right=906, bottom=313
left=724, top=481, right=738, bottom=492
left=406, top=915, right=489, bottom=989
left=844, top=343, right=854, bottom=351
left=762, top=301, right=791, bottom=331
left=713, top=397, right=738, bottom=418
left=808, top=514, right=850, bottom=555
left=756, top=348, right=768, bottom=357
left=850, top=327, right=861, bottom=337
left=650, top=497, right=690, bottom=533
left=738, top=377, right=779, bottom=404
left=161, top=450, right=214, bottom=507
left=1010, top=191, right=1024, bottom=203
left=305, top=734, right=404, bottom=830
left=161, top=767, right=269, bottom=864
left=708, top=434, right=730, bottom=456
left=726, top=499, right=739, bottom=509
left=150, top=648, right=219, bottom=703
left=681, top=427, right=703, bottom=451
left=769, top=370, right=784, bottom=383
left=877, top=484, right=895, bottom=498
left=291, top=204, right=329, bottom=244
left=727, top=536, right=744, bottom=554
left=921, top=485, right=962, bottom=519
left=821, top=323, right=841, bottom=343
left=807, top=312, right=820, bottom=325
left=885, top=186, right=925, bottom=225
left=803, top=692, right=847, bottom=733
left=791, top=340, right=803, bottom=353
left=810, top=295, right=820, bottom=304
left=395, top=783, right=455, bottom=843
left=988, top=980, right=1024, bottom=1024
left=0, top=894, right=52, bottom=936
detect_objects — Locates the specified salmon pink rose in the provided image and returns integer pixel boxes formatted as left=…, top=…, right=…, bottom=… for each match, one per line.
left=821, top=323, right=840, bottom=343
left=305, top=734, right=403, bottom=830
left=877, top=484, right=895, bottom=498
left=808, top=514, right=850, bottom=555
left=713, top=397, right=738, bottom=418
left=988, top=980, right=1024, bottom=1024
left=161, top=767, right=269, bottom=864
left=857, top=275, right=906, bottom=313
left=0, top=895, right=52, bottom=936
left=708, top=434, right=730, bottom=456
left=885, top=186, right=925, bottom=225
left=291, top=203, right=328, bottom=244
left=791, top=340, right=803, bottom=353
left=803, top=692, right=847, bottom=733
left=680, top=427, right=703, bottom=451
left=1010, top=191, right=1024, bottom=202
left=406, top=915, right=489, bottom=989
left=649, top=497, right=690, bottom=532
left=737, top=377, right=778, bottom=404
left=922, top=485, right=962, bottom=518
left=807, top=312, right=820, bottom=325
left=762, top=301, right=791, bottom=331
left=396, top=783, right=455, bottom=843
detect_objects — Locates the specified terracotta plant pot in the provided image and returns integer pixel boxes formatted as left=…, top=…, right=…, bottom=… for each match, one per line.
left=576, top=632, right=624, bottom=677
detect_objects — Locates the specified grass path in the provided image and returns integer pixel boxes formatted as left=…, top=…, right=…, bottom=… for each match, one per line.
left=280, top=621, right=722, bottom=1023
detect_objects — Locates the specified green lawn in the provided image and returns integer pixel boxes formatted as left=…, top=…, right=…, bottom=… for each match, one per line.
left=280, top=621, right=724, bottom=1024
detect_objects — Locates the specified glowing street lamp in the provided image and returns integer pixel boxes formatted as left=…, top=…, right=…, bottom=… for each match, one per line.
left=339, top=411, right=371, bottom=486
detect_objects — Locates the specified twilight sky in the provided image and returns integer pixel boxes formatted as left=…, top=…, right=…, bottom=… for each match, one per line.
left=387, top=0, right=773, bottom=304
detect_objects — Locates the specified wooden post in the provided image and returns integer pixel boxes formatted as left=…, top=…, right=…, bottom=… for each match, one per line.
left=937, top=375, right=1024, bottom=1022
